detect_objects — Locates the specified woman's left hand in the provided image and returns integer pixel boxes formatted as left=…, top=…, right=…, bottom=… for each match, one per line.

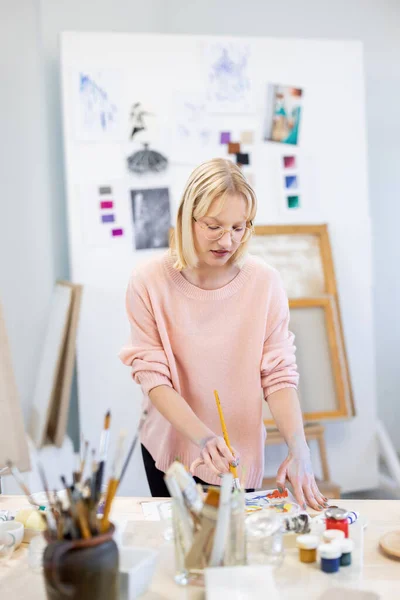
left=276, top=449, right=328, bottom=511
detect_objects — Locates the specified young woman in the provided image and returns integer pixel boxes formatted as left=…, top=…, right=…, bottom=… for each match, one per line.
left=120, top=158, right=327, bottom=510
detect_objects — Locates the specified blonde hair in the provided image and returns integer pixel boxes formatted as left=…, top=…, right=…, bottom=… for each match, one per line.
left=171, top=158, right=257, bottom=270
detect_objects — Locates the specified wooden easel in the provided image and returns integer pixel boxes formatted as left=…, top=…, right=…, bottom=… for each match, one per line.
left=262, top=423, right=341, bottom=499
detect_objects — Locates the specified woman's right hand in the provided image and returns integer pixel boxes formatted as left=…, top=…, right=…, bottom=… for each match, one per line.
left=190, top=435, right=239, bottom=478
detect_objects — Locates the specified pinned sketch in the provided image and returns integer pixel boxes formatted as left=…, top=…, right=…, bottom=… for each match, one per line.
left=127, top=143, right=168, bottom=175
left=131, top=188, right=171, bottom=250
left=129, top=103, right=153, bottom=140
left=74, top=70, right=124, bottom=141
left=205, top=42, right=253, bottom=114
left=169, top=93, right=217, bottom=164
left=264, top=84, right=303, bottom=145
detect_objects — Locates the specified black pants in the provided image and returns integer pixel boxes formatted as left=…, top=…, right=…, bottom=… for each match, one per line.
left=141, top=444, right=254, bottom=496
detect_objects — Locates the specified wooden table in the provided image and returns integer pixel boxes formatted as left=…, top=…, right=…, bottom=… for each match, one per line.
left=1, top=496, right=400, bottom=599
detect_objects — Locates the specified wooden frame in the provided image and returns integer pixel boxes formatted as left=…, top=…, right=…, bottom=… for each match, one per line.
left=47, top=281, right=83, bottom=447
left=263, top=295, right=352, bottom=425
left=0, top=301, right=30, bottom=472
left=251, top=224, right=355, bottom=418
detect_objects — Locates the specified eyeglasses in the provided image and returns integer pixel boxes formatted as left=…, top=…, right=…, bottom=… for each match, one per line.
left=193, top=218, right=254, bottom=244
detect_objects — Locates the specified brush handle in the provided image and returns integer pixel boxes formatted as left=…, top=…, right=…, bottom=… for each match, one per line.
left=94, top=461, right=105, bottom=501
left=214, top=390, right=238, bottom=480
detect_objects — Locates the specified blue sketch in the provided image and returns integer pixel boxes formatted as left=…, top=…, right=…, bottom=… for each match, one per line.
left=207, top=44, right=252, bottom=111
left=79, top=73, right=118, bottom=134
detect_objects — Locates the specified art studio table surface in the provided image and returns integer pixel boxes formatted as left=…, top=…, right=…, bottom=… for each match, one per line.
left=0, top=496, right=399, bottom=599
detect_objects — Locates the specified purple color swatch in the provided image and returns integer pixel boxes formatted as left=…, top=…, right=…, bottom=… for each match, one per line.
left=100, top=200, right=113, bottom=209
left=112, top=228, right=123, bottom=237
left=283, top=156, right=296, bottom=169
left=220, top=132, right=231, bottom=144
left=101, top=214, right=115, bottom=223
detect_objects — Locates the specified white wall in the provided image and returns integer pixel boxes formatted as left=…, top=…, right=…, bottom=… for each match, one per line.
left=1, top=0, right=399, bottom=488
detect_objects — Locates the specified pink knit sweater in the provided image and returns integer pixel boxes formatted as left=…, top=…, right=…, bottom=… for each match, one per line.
left=119, top=251, right=298, bottom=488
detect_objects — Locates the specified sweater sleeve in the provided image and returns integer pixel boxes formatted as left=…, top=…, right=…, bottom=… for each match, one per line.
left=119, top=274, right=173, bottom=396
left=261, top=270, right=299, bottom=399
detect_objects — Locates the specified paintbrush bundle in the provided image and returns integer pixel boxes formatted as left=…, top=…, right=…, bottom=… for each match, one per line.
left=165, top=461, right=246, bottom=575
left=6, top=409, right=147, bottom=541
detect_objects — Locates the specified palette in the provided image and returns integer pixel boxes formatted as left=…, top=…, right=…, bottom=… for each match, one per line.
left=245, top=489, right=299, bottom=515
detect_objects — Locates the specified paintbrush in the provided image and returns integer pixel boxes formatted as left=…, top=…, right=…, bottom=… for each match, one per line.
left=100, top=430, right=127, bottom=533
left=6, top=460, right=49, bottom=528
left=94, top=410, right=111, bottom=501
left=78, top=440, right=89, bottom=482
left=61, top=475, right=91, bottom=539
left=213, top=390, right=241, bottom=489
left=37, top=461, right=58, bottom=536
left=118, top=409, right=148, bottom=488
left=209, top=473, right=233, bottom=567
left=185, top=488, right=220, bottom=570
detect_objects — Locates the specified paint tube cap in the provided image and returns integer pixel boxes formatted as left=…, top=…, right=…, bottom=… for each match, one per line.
left=323, top=529, right=345, bottom=543
left=296, top=534, right=319, bottom=549
left=318, top=542, right=342, bottom=559
left=341, top=538, right=354, bottom=553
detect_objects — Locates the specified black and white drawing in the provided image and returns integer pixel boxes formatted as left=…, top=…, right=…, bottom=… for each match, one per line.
left=131, top=188, right=171, bottom=250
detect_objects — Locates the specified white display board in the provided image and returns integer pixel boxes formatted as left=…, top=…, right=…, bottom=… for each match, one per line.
left=60, top=32, right=377, bottom=494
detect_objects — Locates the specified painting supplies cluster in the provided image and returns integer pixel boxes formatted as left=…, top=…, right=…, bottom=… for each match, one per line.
left=6, top=409, right=147, bottom=542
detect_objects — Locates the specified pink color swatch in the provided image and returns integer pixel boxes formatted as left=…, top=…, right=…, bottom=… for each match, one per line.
left=100, top=201, right=113, bottom=209
left=283, top=156, right=296, bottom=169
left=112, top=228, right=123, bottom=237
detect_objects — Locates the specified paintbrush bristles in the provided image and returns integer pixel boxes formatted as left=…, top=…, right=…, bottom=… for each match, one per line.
left=104, top=410, right=111, bottom=430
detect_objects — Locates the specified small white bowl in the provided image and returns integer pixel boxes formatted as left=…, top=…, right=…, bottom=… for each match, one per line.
left=29, top=489, right=68, bottom=508
left=0, top=521, right=24, bottom=549
left=119, top=546, right=159, bottom=599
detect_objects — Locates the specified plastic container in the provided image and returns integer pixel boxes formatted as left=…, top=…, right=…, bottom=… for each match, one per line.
left=323, top=529, right=345, bottom=544
left=296, top=534, right=319, bottom=563
left=119, top=546, right=159, bottom=599
left=340, top=538, right=354, bottom=566
left=325, top=507, right=349, bottom=538
left=319, top=543, right=341, bottom=573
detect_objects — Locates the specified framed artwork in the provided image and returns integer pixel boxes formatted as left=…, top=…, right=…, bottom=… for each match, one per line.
left=264, top=84, right=303, bottom=145
left=263, top=296, right=353, bottom=425
left=251, top=224, right=355, bottom=421
left=249, top=224, right=337, bottom=298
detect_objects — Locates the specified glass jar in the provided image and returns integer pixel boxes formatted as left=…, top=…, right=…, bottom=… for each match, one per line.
left=172, top=489, right=247, bottom=586
left=245, top=510, right=284, bottom=567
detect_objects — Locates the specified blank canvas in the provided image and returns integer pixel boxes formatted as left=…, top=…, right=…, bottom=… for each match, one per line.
left=29, top=284, right=73, bottom=448
left=263, top=297, right=351, bottom=423
left=47, top=282, right=83, bottom=447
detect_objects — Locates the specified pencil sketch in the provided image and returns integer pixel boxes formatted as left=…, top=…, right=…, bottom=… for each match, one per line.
left=205, top=43, right=253, bottom=113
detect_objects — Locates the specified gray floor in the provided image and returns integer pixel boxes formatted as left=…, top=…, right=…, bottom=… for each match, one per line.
left=341, top=460, right=400, bottom=499
left=342, top=487, right=400, bottom=500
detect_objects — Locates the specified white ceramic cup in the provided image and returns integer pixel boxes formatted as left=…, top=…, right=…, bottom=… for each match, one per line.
left=0, top=521, right=24, bottom=549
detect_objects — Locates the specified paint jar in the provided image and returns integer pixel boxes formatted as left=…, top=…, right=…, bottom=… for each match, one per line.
left=340, top=538, right=354, bottom=566
left=296, top=534, right=319, bottom=563
left=323, top=529, right=345, bottom=544
left=319, top=543, right=341, bottom=573
left=325, top=507, right=349, bottom=538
